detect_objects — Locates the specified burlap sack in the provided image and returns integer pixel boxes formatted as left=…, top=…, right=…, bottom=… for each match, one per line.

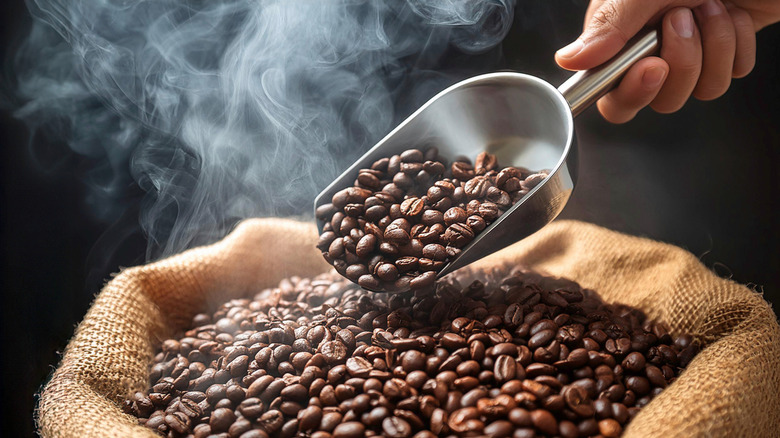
left=36, top=218, right=780, bottom=438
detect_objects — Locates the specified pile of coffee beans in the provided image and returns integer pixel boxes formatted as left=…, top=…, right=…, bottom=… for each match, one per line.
left=315, top=148, right=549, bottom=292
left=126, top=267, right=699, bottom=438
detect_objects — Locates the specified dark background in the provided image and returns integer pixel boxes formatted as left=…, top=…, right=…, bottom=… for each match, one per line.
left=1, top=1, right=778, bottom=437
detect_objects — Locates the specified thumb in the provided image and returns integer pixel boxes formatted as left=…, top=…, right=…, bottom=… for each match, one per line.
left=556, top=0, right=688, bottom=71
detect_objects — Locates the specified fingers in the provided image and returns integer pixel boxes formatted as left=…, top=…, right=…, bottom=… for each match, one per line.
left=726, top=5, right=756, bottom=78
left=596, top=58, right=669, bottom=123
left=650, top=8, right=703, bottom=113
left=561, top=0, right=761, bottom=123
left=692, top=0, right=736, bottom=100
left=556, top=0, right=702, bottom=71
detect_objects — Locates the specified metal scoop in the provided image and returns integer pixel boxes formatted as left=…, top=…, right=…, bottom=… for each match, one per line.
left=315, top=29, right=658, bottom=286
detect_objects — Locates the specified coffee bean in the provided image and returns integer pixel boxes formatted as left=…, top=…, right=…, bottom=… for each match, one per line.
left=599, top=418, right=623, bottom=437
left=400, top=149, right=424, bottom=163
left=418, top=210, right=441, bottom=227
left=333, top=421, right=366, bottom=438
left=530, top=409, right=558, bottom=436
left=496, top=167, right=521, bottom=187
left=477, top=202, right=500, bottom=221
left=528, top=329, right=556, bottom=349
left=493, top=355, right=517, bottom=383
left=423, top=160, right=445, bottom=176
left=355, top=234, right=377, bottom=258
left=623, top=351, right=646, bottom=372
left=626, top=376, right=651, bottom=395
left=409, top=271, right=436, bottom=290
left=443, top=207, right=467, bottom=226
left=475, top=152, right=498, bottom=175
left=376, top=263, right=399, bottom=282
left=281, top=383, right=307, bottom=402
left=133, top=266, right=691, bottom=438
left=562, top=385, right=595, bottom=417
left=645, top=365, right=667, bottom=388
left=463, top=176, right=490, bottom=199
left=443, top=223, right=474, bottom=247
left=378, top=416, right=410, bottom=438
left=522, top=173, right=547, bottom=190
left=401, top=350, right=425, bottom=372
left=345, top=356, right=371, bottom=378
left=320, top=341, right=348, bottom=364
left=451, top=162, right=474, bottom=180
left=554, top=348, right=589, bottom=370
left=400, top=197, right=424, bottom=217
left=394, top=256, right=419, bottom=273
left=209, top=407, right=235, bottom=433
left=612, top=402, right=630, bottom=424
left=448, top=407, right=479, bottom=433
left=421, top=244, right=446, bottom=261
left=465, top=215, right=486, bottom=232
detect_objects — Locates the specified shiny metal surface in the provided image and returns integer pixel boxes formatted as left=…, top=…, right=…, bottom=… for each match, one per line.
left=314, top=28, right=657, bottom=288
left=315, top=73, right=575, bottom=279
left=559, top=30, right=659, bottom=116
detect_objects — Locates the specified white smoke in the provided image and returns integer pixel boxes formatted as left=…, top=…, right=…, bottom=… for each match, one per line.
left=11, top=0, right=515, bottom=259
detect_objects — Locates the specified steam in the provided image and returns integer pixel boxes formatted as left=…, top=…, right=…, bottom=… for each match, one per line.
left=11, top=0, right=515, bottom=259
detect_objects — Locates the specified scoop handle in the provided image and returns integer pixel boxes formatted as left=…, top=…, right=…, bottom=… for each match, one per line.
left=558, top=29, right=659, bottom=117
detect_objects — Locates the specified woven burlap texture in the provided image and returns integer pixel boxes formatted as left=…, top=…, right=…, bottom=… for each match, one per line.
left=36, top=218, right=780, bottom=438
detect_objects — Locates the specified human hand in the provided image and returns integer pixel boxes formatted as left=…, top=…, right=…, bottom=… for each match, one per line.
left=555, top=0, right=780, bottom=123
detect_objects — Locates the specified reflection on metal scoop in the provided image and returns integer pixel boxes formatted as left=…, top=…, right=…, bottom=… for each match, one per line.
left=315, top=29, right=658, bottom=288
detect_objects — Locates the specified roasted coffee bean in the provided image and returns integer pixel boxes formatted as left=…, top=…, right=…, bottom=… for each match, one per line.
left=444, top=223, right=474, bottom=247
left=209, top=407, right=235, bottom=433
left=355, top=234, right=377, bottom=258
left=395, top=257, right=419, bottom=273
left=474, top=152, right=497, bottom=175
left=464, top=176, right=490, bottom=199
left=400, top=149, right=424, bottom=163
left=451, top=162, right=475, bottom=180
left=530, top=409, right=558, bottom=436
left=401, top=350, right=426, bottom=372
left=496, top=167, right=521, bottom=187
left=443, top=207, right=467, bottom=226
left=599, top=418, right=623, bottom=437
left=422, top=244, right=447, bottom=261
left=622, top=352, right=646, bottom=372
left=420, top=209, right=444, bottom=226
left=477, top=202, right=500, bottom=221
left=400, top=197, right=425, bottom=218
left=465, top=215, right=486, bottom=232
left=562, top=385, right=595, bottom=418
left=238, top=397, right=265, bottom=419
left=448, top=407, right=479, bottom=433
left=316, top=149, right=550, bottom=291
left=645, top=365, right=667, bottom=388
left=494, top=355, right=517, bottom=383
left=133, top=268, right=691, bottom=438
left=376, top=263, right=400, bottom=282
left=626, top=376, right=651, bottom=395
left=528, top=329, right=556, bottom=349
left=333, top=421, right=366, bottom=438
left=522, top=173, right=547, bottom=190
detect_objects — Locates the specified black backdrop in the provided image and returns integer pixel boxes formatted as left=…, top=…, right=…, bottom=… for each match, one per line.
left=1, top=1, right=778, bottom=437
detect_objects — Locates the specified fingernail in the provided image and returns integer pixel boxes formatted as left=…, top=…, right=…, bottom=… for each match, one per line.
left=642, top=67, right=667, bottom=88
left=672, top=9, right=694, bottom=38
left=701, top=0, right=722, bottom=16
left=557, top=39, right=584, bottom=59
